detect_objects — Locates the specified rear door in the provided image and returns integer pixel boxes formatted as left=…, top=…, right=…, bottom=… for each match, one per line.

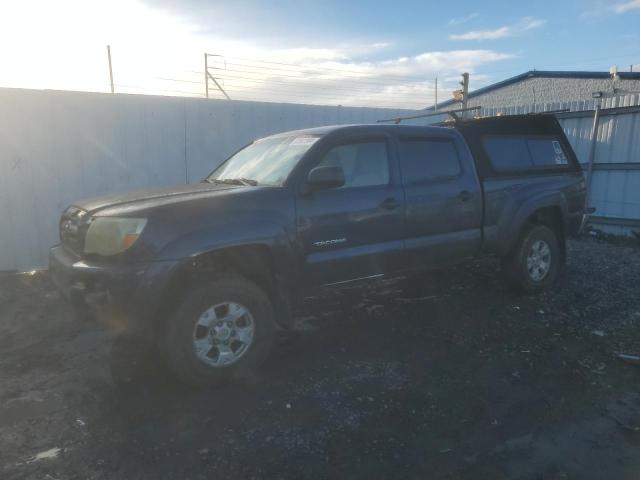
left=396, top=133, right=482, bottom=268
left=295, top=134, right=405, bottom=286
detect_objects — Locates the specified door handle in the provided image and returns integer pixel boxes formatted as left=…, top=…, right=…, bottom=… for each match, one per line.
left=379, top=198, right=400, bottom=210
left=458, top=190, right=471, bottom=202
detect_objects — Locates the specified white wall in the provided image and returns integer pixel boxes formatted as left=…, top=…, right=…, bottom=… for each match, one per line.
left=0, top=88, right=415, bottom=271
left=3, top=87, right=637, bottom=271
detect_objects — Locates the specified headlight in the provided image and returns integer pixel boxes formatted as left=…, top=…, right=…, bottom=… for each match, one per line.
left=84, top=217, right=147, bottom=256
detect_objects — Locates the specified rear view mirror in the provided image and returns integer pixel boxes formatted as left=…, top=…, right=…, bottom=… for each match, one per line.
left=307, top=165, right=345, bottom=190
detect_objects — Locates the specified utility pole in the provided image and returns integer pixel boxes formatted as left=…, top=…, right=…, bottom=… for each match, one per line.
left=434, top=77, right=438, bottom=111
left=107, top=45, right=114, bottom=94
left=204, top=53, right=231, bottom=100
left=584, top=102, right=601, bottom=210
left=204, top=53, right=209, bottom=98
left=461, top=72, right=469, bottom=110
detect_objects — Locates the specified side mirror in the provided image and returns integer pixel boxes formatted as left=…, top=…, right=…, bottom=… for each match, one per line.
left=306, top=165, right=345, bottom=190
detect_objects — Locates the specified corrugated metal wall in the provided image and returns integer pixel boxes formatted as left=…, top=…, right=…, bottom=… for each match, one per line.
left=560, top=105, right=640, bottom=235
left=0, top=88, right=415, bottom=272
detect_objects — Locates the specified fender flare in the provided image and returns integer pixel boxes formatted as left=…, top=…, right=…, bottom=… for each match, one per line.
left=500, top=191, right=568, bottom=256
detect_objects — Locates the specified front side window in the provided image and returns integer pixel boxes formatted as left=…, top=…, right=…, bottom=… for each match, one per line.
left=315, top=141, right=389, bottom=188
left=207, top=135, right=320, bottom=186
left=398, top=139, right=461, bottom=184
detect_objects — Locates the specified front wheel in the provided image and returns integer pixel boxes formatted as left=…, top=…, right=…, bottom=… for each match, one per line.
left=165, top=275, right=276, bottom=387
left=501, top=224, right=561, bottom=293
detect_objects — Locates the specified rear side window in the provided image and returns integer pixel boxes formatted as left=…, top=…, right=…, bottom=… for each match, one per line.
left=316, top=141, right=389, bottom=188
left=483, top=137, right=532, bottom=170
left=398, top=139, right=461, bottom=184
left=527, top=139, right=568, bottom=166
left=483, top=136, right=569, bottom=171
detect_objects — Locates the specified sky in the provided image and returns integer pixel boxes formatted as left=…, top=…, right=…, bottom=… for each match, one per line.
left=0, top=0, right=639, bottom=109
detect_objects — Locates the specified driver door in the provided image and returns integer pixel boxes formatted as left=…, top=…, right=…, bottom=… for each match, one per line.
left=295, top=135, right=405, bottom=286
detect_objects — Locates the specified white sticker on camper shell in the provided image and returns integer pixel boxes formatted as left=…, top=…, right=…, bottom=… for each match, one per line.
left=290, top=136, right=319, bottom=146
left=552, top=140, right=563, bottom=154
left=552, top=141, right=568, bottom=164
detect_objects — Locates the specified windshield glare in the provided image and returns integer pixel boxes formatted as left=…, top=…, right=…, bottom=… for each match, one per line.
left=207, top=135, right=320, bottom=186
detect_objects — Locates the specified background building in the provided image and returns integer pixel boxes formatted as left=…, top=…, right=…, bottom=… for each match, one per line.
left=435, top=70, right=640, bottom=111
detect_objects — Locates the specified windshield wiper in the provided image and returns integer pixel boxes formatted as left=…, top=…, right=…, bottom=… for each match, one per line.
left=209, top=178, right=258, bottom=186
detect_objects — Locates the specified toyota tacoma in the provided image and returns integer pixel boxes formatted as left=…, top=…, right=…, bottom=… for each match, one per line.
left=50, top=114, right=587, bottom=386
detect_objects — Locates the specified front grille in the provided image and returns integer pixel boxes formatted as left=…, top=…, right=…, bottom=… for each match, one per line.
left=60, top=206, right=88, bottom=255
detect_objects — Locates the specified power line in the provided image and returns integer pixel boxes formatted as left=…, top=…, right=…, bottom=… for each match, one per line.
left=191, top=67, right=436, bottom=90
left=184, top=70, right=429, bottom=90
left=156, top=74, right=434, bottom=98
left=223, top=55, right=437, bottom=83
left=197, top=58, right=437, bottom=87
left=220, top=62, right=436, bottom=87
left=219, top=70, right=435, bottom=91
left=156, top=78, right=431, bottom=107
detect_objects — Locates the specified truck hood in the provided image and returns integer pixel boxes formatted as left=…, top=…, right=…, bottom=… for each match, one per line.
left=72, top=182, right=240, bottom=215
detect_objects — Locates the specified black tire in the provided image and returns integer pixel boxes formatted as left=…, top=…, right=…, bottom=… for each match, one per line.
left=501, top=224, right=561, bottom=294
left=165, top=274, right=276, bottom=388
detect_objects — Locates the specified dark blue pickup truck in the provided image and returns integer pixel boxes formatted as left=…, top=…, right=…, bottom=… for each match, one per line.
left=50, top=114, right=586, bottom=386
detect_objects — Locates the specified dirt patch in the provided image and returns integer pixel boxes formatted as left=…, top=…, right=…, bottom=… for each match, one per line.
left=2, top=238, right=640, bottom=479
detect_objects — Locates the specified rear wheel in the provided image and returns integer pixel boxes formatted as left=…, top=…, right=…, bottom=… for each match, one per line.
left=165, top=275, right=276, bottom=387
left=502, top=224, right=561, bottom=293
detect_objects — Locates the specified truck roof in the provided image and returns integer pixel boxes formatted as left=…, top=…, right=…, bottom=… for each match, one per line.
left=268, top=123, right=451, bottom=138
left=268, top=113, right=566, bottom=139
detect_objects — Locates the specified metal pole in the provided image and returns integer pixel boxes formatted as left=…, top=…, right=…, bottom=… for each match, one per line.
left=461, top=72, right=469, bottom=111
left=377, top=106, right=481, bottom=124
left=107, top=45, right=114, bottom=94
left=204, top=53, right=209, bottom=99
left=584, top=102, right=601, bottom=209
left=434, top=77, right=438, bottom=111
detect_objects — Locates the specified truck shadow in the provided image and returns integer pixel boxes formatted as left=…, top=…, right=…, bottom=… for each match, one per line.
left=106, top=258, right=505, bottom=397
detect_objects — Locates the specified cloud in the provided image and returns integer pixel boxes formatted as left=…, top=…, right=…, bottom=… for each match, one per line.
left=450, top=17, right=546, bottom=41
left=448, top=13, right=479, bottom=25
left=0, top=0, right=514, bottom=109
left=612, top=0, right=640, bottom=12
left=370, top=42, right=393, bottom=49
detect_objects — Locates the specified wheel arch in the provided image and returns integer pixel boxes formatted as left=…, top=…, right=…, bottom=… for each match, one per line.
left=502, top=194, right=567, bottom=261
left=152, top=243, right=295, bottom=339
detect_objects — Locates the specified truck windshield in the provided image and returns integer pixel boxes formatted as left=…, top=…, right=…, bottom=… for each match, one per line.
left=206, top=135, right=320, bottom=186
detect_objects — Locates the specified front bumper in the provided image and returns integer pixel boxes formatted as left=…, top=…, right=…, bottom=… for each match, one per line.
left=49, top=245, right=180, bottom=332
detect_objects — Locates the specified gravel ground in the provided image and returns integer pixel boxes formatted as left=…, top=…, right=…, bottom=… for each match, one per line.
left=1, top=237, right=640, bottom=479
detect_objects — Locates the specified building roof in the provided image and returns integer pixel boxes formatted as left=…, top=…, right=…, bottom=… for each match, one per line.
left=433, top=70, right=640, bottom=109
